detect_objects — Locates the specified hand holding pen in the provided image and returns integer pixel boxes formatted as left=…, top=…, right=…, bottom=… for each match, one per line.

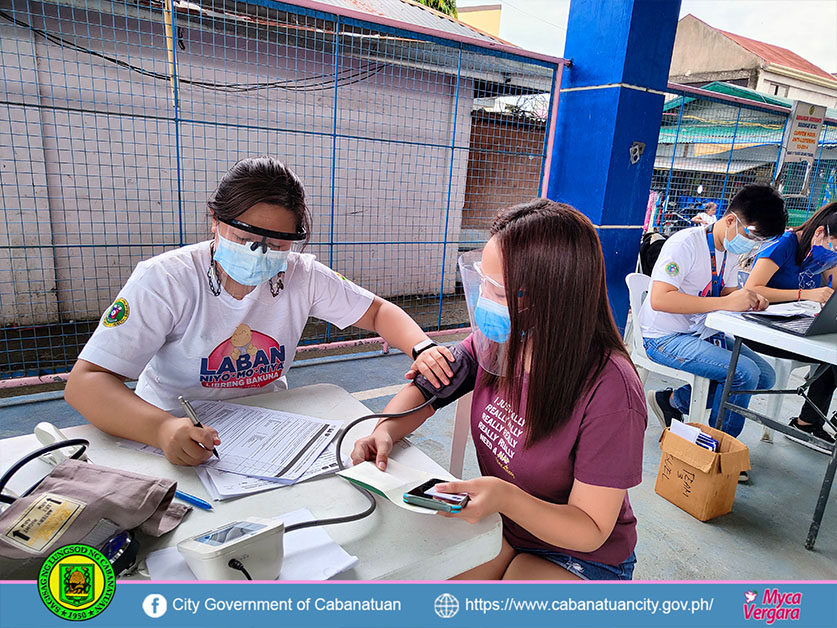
left=178, top=396, right=221, bottom=459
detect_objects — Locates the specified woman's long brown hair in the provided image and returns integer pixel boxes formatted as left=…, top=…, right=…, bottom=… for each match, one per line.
left=480, top=199, right=633, bottom=446
left=793, top=202, right=837, bottom=265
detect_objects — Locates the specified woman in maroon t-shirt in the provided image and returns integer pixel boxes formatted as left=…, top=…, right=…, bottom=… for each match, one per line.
left=351, top=200, right=647, bottom=580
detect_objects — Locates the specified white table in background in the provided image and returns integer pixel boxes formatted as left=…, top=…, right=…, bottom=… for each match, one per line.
left=706, top=311, right=837, bottom=550
left=0, top=383, right=502, bottom=580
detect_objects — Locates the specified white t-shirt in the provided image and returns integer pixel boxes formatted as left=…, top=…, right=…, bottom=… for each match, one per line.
left=639, top=226, right=739, bottom=339
left=79, top=242, right=374, bottom=410
left=694, top=212, right=717, bottom=225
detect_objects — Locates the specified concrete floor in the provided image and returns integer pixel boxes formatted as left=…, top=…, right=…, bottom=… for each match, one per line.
left=1, top=350, right=835, bottom=580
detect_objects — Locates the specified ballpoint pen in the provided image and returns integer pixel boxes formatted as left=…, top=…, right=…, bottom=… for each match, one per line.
left=178, top=395, right=221, bottom=459
left=174, top=489, right=213, bottom=510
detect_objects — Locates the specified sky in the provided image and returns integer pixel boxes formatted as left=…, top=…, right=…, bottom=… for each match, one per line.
left=455, top=0, right=837, bottom=73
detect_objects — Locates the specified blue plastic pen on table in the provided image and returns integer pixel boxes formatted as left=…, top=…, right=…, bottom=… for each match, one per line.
left=174, top=490, right=213, bottom=510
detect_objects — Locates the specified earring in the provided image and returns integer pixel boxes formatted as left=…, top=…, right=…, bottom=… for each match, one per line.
left=269, top=272, right=285, bottom=297
left=207, top=243, right=221, bottom=297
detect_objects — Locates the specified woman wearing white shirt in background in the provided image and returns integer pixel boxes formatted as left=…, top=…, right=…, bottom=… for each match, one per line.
left=692, top=202, right=718, bottom=226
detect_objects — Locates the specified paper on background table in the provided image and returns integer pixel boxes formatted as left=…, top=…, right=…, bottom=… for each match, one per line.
left=119, top=401, right=341, bottom=482
left=195, top=445, right=345, bottom=501
left=743, top=301, right=821, bottom=318
left=144, top=508, right=358, bottom=581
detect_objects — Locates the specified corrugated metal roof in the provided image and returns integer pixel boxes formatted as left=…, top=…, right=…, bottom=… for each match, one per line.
left=653, top=156, right=770, bottom=175
left=664, top=82, right=837, bottom=124
left=718, top=29, right=836, bottom=83
left=311, top=0, right=506, bottom=45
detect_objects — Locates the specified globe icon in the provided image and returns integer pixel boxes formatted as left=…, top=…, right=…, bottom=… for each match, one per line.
left=434, top=593, right=459, bottom=619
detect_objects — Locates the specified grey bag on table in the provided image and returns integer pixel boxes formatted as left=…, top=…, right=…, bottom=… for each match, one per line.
left=0, top=459, right=190, bottom=579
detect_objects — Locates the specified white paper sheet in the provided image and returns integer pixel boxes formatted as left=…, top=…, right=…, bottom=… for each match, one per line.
left=144, top=508, right=358, bottom=581
left=670, top=419, right=703, bottom=443
left=195, top=445, right=345, bottom=501
left=744, top=301, right=821, bottom=318
left=119, top=401, right=341, bottom=481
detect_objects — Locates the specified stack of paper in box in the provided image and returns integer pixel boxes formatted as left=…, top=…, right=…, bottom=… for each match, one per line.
left=119, top=400, right=345, bottom=500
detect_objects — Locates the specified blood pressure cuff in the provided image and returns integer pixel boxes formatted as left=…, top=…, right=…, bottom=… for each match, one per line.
left=412, top=341, right=478, bottom=410
left=0, top=459, right=190, bottom=579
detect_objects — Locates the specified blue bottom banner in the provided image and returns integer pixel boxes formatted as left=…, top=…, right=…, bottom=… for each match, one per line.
left=1, top=581, right=834, bottom=628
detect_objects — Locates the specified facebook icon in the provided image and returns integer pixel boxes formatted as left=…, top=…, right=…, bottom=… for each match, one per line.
left=142, top=594, right=168, bottom=618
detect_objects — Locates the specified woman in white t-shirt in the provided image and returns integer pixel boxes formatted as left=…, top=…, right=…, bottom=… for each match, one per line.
left=691, top=202, right=718, bottom=226
left=65, top=157, right=454, bottom=466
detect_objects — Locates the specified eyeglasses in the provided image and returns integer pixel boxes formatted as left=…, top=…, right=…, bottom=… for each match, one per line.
left=733, top=214, right=770, bottom=244
left=474, top=261, right=506, bottom=300
left=217, top=217, right=306, bottom=253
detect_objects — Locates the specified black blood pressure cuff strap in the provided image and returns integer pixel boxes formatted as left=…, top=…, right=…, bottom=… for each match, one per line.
left=412, top=342, right=478, bottom=410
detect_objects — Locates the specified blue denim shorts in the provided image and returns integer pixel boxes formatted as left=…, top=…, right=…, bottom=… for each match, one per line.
left=514, top=548, right=636, bottom=581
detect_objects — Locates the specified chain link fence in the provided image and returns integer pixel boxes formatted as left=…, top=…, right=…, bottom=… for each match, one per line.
left=0, top=0, right=560, bottom=380
left=649, top=84, right=836, bottom=236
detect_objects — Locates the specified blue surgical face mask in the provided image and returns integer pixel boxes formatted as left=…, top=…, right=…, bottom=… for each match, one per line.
left=474, top=295, right=511, bottom=343
left=723, top=221, right=759, bottom=255
left=723, top=232, right=757, bottom=256
left=213, top=233, right=289, bottom=286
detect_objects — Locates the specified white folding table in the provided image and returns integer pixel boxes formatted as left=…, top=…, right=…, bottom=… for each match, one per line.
left=0, top=383, right=502, bottom=580
left=706, top=311, right=837, bottom=550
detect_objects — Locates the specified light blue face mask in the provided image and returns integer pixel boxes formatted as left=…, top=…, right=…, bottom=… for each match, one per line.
left=723, top=232, right=757, bottom=256
left=213, top=233, right=289, bottom=286
left=474, top=295, right=511, bottom=343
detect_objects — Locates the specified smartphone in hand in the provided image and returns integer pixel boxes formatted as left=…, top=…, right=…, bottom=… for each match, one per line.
left=403, top=478, right=470, bottom=513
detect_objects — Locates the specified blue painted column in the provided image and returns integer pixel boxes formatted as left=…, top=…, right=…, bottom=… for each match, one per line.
left=547, top=0, right=681, bottom=329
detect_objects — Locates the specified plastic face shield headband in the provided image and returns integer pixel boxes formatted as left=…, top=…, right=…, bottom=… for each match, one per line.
left=215, top=216, right=307, bottom=253
left=458, top=250, right=510, bottom=376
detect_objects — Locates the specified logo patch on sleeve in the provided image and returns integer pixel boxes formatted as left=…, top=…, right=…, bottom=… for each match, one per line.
left=102, top=298, right=129, bottom=327
left=665, top=262, right=680, bottom=277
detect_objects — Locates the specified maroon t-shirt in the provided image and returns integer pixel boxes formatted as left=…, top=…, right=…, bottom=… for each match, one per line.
left=462, top=335, right=646, bottom=566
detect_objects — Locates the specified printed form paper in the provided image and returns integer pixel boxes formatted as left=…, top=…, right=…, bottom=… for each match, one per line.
left=195, top=445, right=346, bottom=501
left=119, top=400, right=341, bottom=482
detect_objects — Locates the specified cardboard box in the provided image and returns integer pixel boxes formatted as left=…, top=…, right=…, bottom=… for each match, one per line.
left=655, top=423, right=750, bottom=522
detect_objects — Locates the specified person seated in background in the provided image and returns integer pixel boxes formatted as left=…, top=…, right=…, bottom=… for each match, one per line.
left=639, top=184, right=787, bottom=482
left=744, top=202, right=837, bottom=453
left=691, top=202, right=718, bottom=226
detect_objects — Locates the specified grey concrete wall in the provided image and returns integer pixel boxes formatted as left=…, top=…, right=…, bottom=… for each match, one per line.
left=0, top=18, right=58, bottom=326
left=0, top=0, right=471, bottom=325
left=670, top=15, right=760, bottom=82
left=756, top=70, right=837, bottom=109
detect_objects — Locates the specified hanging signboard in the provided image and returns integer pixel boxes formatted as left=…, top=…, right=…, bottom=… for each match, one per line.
left=773, top=100, right=826, bottom=197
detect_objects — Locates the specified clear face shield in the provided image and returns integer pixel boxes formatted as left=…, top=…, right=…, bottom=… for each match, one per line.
left=213, top=216, right=307, bottom=287
left=459, top=250, right=510, bottom=376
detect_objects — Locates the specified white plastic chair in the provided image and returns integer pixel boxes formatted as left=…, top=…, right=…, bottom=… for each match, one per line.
left=449, top=391, right=473, bottom=478
left=625, top=273, right=712, bottom=423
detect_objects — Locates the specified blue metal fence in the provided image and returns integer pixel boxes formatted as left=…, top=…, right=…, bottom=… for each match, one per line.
left=0, top=0, right=560, bottom=379
left=650, top=83, right=837, bottom=235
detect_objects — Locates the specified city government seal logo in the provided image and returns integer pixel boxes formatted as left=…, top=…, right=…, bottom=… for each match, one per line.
left=665, top=262, right=680, bottom=277
left=38, top=544, right=116, bottom=621
left=102, top=298, right=129, bottom=328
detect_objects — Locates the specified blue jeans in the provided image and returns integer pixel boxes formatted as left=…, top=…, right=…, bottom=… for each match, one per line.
left=643, top=333, right=775, bottom=437
left=514, top=548, right=636, bottom=581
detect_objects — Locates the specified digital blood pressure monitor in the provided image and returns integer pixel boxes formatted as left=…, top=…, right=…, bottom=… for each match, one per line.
left=177, top=517, right=284, bottom=580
